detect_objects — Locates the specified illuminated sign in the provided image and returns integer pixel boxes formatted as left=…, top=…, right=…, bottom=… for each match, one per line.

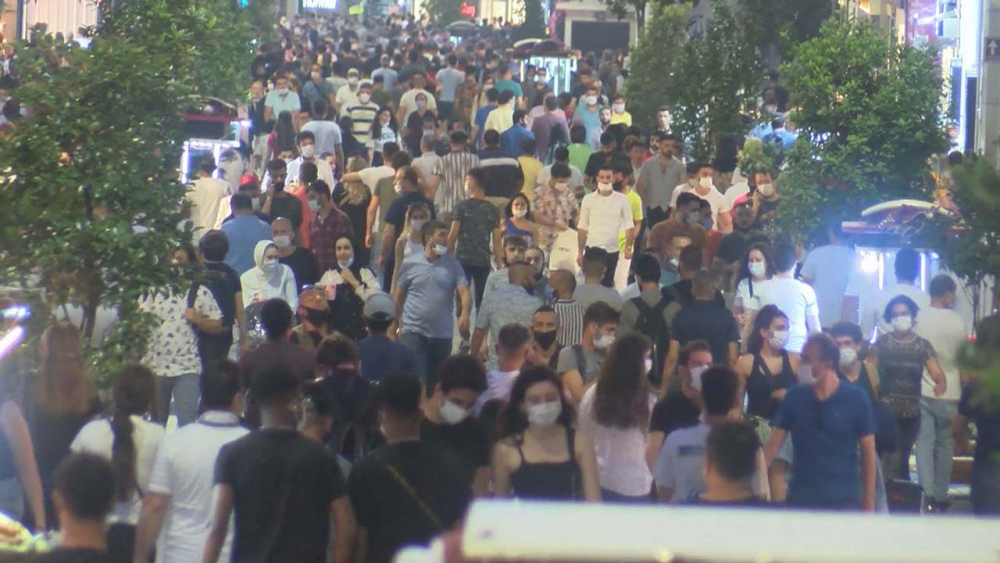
left=460, top=2, right=476, bottom=16
left=302, top=0, right=338, bottom=9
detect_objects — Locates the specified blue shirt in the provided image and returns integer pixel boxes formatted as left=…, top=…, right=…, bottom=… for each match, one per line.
left=397, top=253, right=467, bottom=339
left=575, top=108, right=601, bottom=150
left=500, top=125, right=535, bottom=159
left=475, top=283, right=543, bottom=369
left=773, top=382, right=876, bottom=506
left=221, top=215, right=272, bottom=275
left=358, top=333, right=420, bottom=383
left=474, top=105, right=497, bottom=149
left=763, top=128, right=797, bottom=150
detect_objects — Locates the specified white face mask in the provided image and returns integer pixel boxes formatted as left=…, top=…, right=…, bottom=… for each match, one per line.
left=748, top=261, right=766, bottom=278
left=769, top=330, right=789, bottom=350
left=554, top=181, right=569, bottom=191
left=512, top=207, right=527, bottom=219
left=433, top=244, right=448, bottom=256
left=250, top=196, right=261, bottom=212
left=300, top=145, right=316, bottom=159
left=798, top=364, right=815, bottom=385
left=526, top=401, right=561, bottom=427
left=644, top=358, right=654, bottom=374
left=348, top=75, right=359, bottom=85
left=308, top=199, right=321, bottom=213
left=338, top=256, right=354, bottom=270
left=273, top=235, right=292, bottom=248
left=839, top=347, right=857, bottom=367
left=358, top=93, right=371, bottom=104
left=416, top=99, right=427, bottom=110
left=584, top=95, right=597, bottom=106
left=597, top=182, right=613, bottom=194
left=669, top=257, right=680, bottom=268
left=689, top=365, right=708, bottom=392
left=699, top=177, right=712, bottom=189
left=757, top=183, right=775, bottom=197
left=439, top=400, right=469, bottom=425
left=410, top=218, right=426, bottom=232
left=261, top=258, right=279, bottom=272
left=891, top=315, right=913, bottom=332
left=593, top=333, right=615, bottom=351
left=277, top=87, right=290, bottom=96
left=613, top=103, right=625, bottom=114
left=394, top=182, right=404, bottom=194
left=311, top=72, right=322, bottom=81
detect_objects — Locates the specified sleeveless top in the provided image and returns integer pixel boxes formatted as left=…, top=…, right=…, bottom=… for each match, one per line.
left=402, top=237, right=423, bottom=261
left=509, top=427, right=581, bottom=501
left=504, top=218, right=534, bottom=245
left=746, top=350, right=798, bottom=421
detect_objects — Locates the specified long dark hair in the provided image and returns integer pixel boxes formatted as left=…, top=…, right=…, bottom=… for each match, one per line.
left=713, top=135, right=739, bottom=173
left=736, top=242, right=775, bottom=299
left=370, top=106, right=397, bottom=140
left=747, top=305, right=788, bottom=355
left=274, top=110, right=297, bottom=154
left=594, top=334, right=651, bottom=429
left=111, top=364, right=156, bottom=502
left=500, top=366, right=575, bottom=438
left=504, top=193, right=534, bottom=222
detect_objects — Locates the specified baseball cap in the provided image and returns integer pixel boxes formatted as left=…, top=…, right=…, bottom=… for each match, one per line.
left=363, top=292, right=395, bottom=321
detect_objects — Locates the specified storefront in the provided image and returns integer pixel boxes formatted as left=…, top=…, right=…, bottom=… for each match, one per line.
left=17, top=0, right=98, bottom=40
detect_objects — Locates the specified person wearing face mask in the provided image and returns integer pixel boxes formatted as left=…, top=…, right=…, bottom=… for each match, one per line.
left=733, top=243, right=774, bottom=340
left=345, top=82, right=380, bottom=146
left=669, top=162, right=727, bottom=230
left=263, top=158, right=307, bottom=247
left=578, top=334, right=657, bottom=501
left=391, top=203, right=432, bottom=287
left=752, top=243, right=820, bottom=354
left=381, top=167, right=435, bottom=289
left=525, top=306, right=564, bottom=370
left=609, top=93, right=631, bottom=126
left=334, top=68, right=362, bottom=114
left=558, top=301, right=620, bottom=403
left=492, top=367, right=602, bottom=501
left=765, top=333, right=878, bottom=511
left=284, top=131, right=335, bottom=192
left=712, top=201, right=771, bottom=287
left=203, top=365, right=354, bottom=563
left=307, top=180, right=355, bottom=274
left=240, top=240, right=299, bottom=311
left=736, top=305, right=799, bottom=501
left=869, top=295, right=947, bottom=482
left=636, top=134, right=684, bottom=229
left=502, top=193, right=540, bottom=245
left=532, top=162, right=581, bottom=255
left=397, top=73, right=438, bottom=126
left=288, top=288, right=333, bottom=352
left=392, top=220, right=472, bottom=385
left=577, top=165, right=635, bottom=288
left=471, top=264, right=544, bottom=370
left=655, top=367, right=771, bottom=504
left=646, top=341, right=712, bottom=470
left=349, top=374, right=470, bottom=563
left=301, top=63, right=335, bottom=119
left=844, top=247, right=930, bottom=341
left=263, top=74, right=302, bottom=133
left=572, top=87, right=602, bottom=151
left=319, top=236, right=378, bottom=341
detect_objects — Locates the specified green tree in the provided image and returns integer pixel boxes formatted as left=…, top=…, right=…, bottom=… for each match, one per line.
left=423, top=0, right=464, bottom=25
left=776, top=18, right=947, bottom=243
left=512, top=0, right=548, bottom=42
left=739, top=0, right=832, bottom=59
left=626, top=0, right=762, bottom=161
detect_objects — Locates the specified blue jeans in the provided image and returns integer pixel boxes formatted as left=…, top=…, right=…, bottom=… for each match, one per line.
left=399, top=331, right=452, bottom=388
left=916, top=397, right=958, bottom=501
left=155, top=372, right=201, bottom=427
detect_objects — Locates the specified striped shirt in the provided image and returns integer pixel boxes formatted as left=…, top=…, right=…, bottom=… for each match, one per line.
left=478, top=149, right=524, bottom=199
left=433, top=150, right=480, bottom=216
left=347, top=102, right=380, bottom=144
left=553, top=299, right=585, bottom=347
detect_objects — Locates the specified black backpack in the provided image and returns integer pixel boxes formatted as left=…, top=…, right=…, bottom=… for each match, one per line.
left=631, top=296, right=671, bottom=387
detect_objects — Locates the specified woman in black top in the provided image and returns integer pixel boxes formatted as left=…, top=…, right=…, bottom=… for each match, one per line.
left=735, top=304, right=799, bottom=502
left=332, top=157, right=373, bottom=267
left=318, top=236, right=379, bottom=341
left=491, top=367, right=601, bottom=501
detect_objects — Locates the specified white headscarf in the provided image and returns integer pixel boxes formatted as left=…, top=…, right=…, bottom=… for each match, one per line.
left=253, top=240, right=282, bottom=285
left=241, top=240, right=299, bottom=310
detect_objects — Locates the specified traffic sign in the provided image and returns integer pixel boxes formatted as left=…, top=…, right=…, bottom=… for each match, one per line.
left=986, top=37, right=1000, bottom=62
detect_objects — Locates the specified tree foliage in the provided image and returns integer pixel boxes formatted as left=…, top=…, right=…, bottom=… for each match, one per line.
left=929, top=162, right=1000, bottom=286
left=511, top=0, right=548, bottom=42
left=739, top=0, right=832, bottom=59
left=423, top=0, right=465, bottom=25
left=626, top=0, right=762, bottom=161
left=0, top=0, right=254, bottom=380
left=775, top=18, right=948, bottom=243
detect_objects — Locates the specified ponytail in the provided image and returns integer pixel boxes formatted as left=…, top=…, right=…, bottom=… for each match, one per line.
left=110, top=364, right=156, bottom=502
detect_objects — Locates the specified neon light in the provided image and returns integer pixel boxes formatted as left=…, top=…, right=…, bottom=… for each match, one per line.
left=0, top=326, right=24, bottom=361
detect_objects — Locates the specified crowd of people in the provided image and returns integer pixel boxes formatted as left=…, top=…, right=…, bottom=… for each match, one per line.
left=0, top=7, right=998, bottom=563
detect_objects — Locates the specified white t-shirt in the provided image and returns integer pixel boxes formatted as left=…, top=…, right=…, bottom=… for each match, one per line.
left=578, top=191, right=634, bottom=252
left=186, top=177, right=230, bottom=235
left=473, top=369, right=520, bottom=416
left=755, top=276, right=821, bottom=353
left=359, top=165, right=396, bottom=191
left=148, top=411, right=249, bottom=563
left=399, top=88, right=438, bottom=122
left=335, top=84, right=360, bottom=110
left=301, top=120, right=343, bottom=157
left=724, top=182, right=751, bottom=211
left=436, top=67, right=465, bottom=102
left=578, top=386, right=654, bottom=496
left=669, top=183, right=728, bottom=228
left=800, top=244, right=857, bottom=328
left=536, top=164, right=585, bottom=193
left=412, top=153, right=442, bottom=186
left=71, top=416, right=165, bottom=524
left=736, top=276, right=768, bottom=312
left=914, top=306, right=965, bottom=400
left=285, top=157, right=335, bottom=191
left=847, top=280, right=930, bottom=340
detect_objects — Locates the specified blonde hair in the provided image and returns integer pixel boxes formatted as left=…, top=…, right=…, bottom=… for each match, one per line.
left=35, top=322, right=93, bottom=415
left=341, top=157, right=371, bottom=206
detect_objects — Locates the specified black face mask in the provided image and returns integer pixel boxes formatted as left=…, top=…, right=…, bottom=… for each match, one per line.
left=533, top=330, right=557, bottom=350
left=304, top=308, right=328, bottom=327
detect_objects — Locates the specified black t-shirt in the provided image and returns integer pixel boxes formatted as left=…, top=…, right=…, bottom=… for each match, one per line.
left=649, top=392, right=701, bottom=436
left=583, top=149, right=629, bottom=179
left=421, top=417, right=490, bottom=479
left=384, top=191, right=436, bottom=239
left=270, top=193, right=304, bottom=232
left=671, top=300, right=740, bottom=365
left=349, top=441, right=471, bottom=563
left=664, top=279, right=726, bottom=308
left=200, top=262, right=241, bottom=327
left=715, top=230, right=771, bottom=264
left=279, top=246, right=321, bottom=292
left=216, top=428, right=347, bottom=563
left=26, top=548, right=112, bottom=563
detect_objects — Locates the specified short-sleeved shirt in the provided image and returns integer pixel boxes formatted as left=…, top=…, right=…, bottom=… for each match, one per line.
left=567, top=144, right=592, bottom=175
left=619, top=190, right=644, bottom=252
left=216, top=429, right=346, bottom=563
left=436, top=67, right=466, bottom=102
left=421, top=417, right=489, bottom=478
left=349, top=442, right=471, bottom=563
left=649, top=392, right=701, bottom=436
left=148, top=411, right=248, bottom=563
left=221, top=215, right=273, bottom=275
left=654, top=422, right=766, bottom=503
left=872, top=334, right=936, bottom=418
left=574, top=283, right=624, bottom=312
left=755, top=278, right=821, bottom=353
left=638, top=156, right=685, bottom=211
left=397, top=253, right=467, bottom=339
left=578, top=191, right=633, bottom=253
left=476, top=284, right=544, bottom=369
left=800, top=244, right=857, bottom=328
left=670, top=301, right=739, bottom=366
left=301, top=120, right=343, bottom=157
left=434, top=151, right=480, bottom=217
left=385, top=191, right=436, bottom=238
left=139, top=288, right=221, bottom=378
left=556, top=345, right=604, bottom=385
left=453, top=198, right=499, bottom=267
left=773, top=383, right=876, bottom=506
left=264, top=90, right=301, bottom=117
left=495, top=79, right=523, bottom=98
left=533, top=183, right=579, bottom=251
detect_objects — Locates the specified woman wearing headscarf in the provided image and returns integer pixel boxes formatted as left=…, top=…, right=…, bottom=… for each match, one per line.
left=240, top=240, right=299, bottom=310
left=318, top=235, right=378, bottom=340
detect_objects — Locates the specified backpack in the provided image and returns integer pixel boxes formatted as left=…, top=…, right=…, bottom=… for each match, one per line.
left=631, top=296, right=671, bottom=387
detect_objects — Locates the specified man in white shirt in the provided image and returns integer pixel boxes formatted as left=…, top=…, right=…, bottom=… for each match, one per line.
left=669, top=162, right=728, bottom=229
left=263, top=74, right=301, bottom=131
left=301, top=99, right=344, bottom=173
left=412, top=136, right=441, bottom=184
left=186, top=154, right=231, bottom=236
left=397, top=73, right=438, bottom=125
left=801, top=222, right=857, bottom=328
left=334, top=68, right=362, bottom=114
left=473, top=323, right=530, bottom=416
left=133, top=363, right=250, bottom=563
left=577, top=164, right=635, bottom=287
left=755, top=242, right=821, bottom=353
left=914, top=274, right=966, bottom=512
left=283, top=131, right=335, bottom=190
left=843, top=247, right=929, bottom=340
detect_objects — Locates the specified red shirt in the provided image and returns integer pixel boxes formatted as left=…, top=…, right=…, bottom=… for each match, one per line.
left=309, top=206, right=354, bottom=273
